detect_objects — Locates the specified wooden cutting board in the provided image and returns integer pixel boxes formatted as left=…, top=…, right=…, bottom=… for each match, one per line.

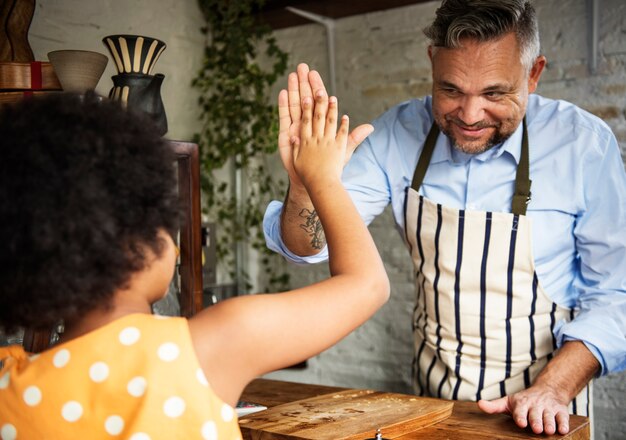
left=238, top=389, right=453, bottom=440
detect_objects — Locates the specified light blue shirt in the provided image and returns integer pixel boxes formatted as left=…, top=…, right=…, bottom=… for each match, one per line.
left=264, top=94, right=626, bottom=376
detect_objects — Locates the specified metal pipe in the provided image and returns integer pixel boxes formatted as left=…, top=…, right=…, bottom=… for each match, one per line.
left=587, top=0, right=599, bottom=74
left=286, top=6, right=337, bottom=96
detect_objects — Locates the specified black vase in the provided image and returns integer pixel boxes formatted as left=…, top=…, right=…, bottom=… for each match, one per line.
left=109, top=73, right=168, bottom=136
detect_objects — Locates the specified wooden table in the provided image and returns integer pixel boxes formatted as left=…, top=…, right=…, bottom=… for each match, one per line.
left=240, top=379, right=590, bottom=439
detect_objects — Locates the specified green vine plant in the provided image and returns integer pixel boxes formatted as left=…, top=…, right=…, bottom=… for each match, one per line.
left=193, top=0, right=290, bottom=293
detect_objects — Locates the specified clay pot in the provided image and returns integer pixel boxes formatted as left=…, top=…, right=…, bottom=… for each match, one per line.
left=47, top=50, right=108, bottom=93
left=109, top=73, right=168, bottom=136
left=102, top=34, right=166, bottom=75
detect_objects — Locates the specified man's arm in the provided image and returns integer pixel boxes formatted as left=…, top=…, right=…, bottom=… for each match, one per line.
left=478, top=341, right=599, bottom=435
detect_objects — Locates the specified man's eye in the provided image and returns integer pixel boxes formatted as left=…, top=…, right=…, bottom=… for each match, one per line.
left=485, top=91, right=503, bottom=99
left=442, top=88, right=460, bottom=95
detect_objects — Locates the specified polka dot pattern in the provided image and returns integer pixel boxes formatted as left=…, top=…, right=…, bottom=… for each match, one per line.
left=104, top=415, right=124, bottom=435
left=157, top=343, right=180, bottom=362
left=53, top=349, right=70, bottom=368
left=196, top=368, right=209, bottom=386
left=0, top=315, right=242, bottom=438
left=201, top=421, right=217, bottom=440
left=62, top=401, right=83, bottom=422
left=163, top=396, right=186, bottom=418
left=221, top=404, right=234, bottom=422
left=0, top=372, right=9, bottom=389
left=127, top=376, right=147, bottom=397
left=89, top=362, right=109, bottom=383
left=23, top=386, right=41, bottom=406
left=0, top=423, right=17, bottom=440
left=119, top=327, right=141, bottom=346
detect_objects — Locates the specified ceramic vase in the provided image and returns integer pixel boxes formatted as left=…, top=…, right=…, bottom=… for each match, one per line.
left=102, top=34, right=168, bottom=135
left=102, top=34, right=166, bottom=75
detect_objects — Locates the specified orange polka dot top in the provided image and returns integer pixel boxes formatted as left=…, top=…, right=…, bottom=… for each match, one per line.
left=0, top=314, right=242, bottom=440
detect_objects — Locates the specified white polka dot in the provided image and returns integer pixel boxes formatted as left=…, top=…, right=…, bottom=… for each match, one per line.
left=23, top=385, right=41, bottom=406
left=129, top=434, right=151, bottom=440
left=163, top=396, right=186, bottom=418
left=119, top=327, right=141, bottom=346
left=221, top=403, right=234, bottom=422
left=0, top=424, right=17, bottom=440
left=201, top=421, right=217, bottom=440
left=89, top=362, right=109, bottom=382
left=53, top=349, right=70, bottom=368
left=157, top=343, right=180, bottom=362
left=0, top=372, right=9, bottom=389
left=127, top=376, right=147, bottom=397
left=104, top=415, right=124, bottom=435
left=196, top=368, right=208, bottom=386
left=62, top=401, right=83, bottom=422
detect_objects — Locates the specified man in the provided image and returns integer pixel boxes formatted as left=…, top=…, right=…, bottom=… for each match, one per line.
left=264, top=0, right=626, bottom=436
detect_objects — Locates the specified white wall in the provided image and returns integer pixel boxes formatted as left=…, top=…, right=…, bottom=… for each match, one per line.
left=261, top=2, right=626, bottom=439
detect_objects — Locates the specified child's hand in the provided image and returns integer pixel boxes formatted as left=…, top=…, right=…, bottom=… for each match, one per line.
left=291, top=91, right=349, bottom=189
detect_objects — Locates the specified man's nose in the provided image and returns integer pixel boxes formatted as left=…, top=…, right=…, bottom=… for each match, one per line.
left=457, top=96, right=485, bottom=126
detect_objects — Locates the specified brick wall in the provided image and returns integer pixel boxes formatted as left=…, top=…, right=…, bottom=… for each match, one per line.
left=262, top=1, right=626, bottom=439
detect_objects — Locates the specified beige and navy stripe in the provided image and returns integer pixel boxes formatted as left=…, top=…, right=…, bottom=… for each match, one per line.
left=405, top=192, right=590, bottom=416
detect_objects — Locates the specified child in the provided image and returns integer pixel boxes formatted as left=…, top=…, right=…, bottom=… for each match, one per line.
left=0, top=88, right=389, bottom=439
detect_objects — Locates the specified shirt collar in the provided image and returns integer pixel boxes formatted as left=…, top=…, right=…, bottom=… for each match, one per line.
left=430, top=121, right=524, bottom=165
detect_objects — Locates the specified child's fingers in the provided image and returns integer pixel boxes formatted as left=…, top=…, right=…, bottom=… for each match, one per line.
left=324, top=96, right=338, bottom=138
left=291, top=135, right=301, bottom=161
left=312, top=88, right=328, bottom=138
left=336, top=115, right=350, bottom=146
left=300, top=96, right=313, bottom=139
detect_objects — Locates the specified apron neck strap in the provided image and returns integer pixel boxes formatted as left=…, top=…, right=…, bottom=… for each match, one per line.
left=410, top=118, right=532, bottom=216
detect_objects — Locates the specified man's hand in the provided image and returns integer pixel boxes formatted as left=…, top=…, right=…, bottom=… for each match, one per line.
left=478, top=384, right=570, bottom=435
left=478, top=341, right=599, bottom=435
left=277, top=63, right=373, bottom=189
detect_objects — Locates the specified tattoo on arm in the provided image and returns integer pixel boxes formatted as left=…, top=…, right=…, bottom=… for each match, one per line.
left=298, top=208, right=326, bottom=249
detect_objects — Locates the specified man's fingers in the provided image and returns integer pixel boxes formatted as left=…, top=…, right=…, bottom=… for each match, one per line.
left=312, top=88, right=328, bottom=137
left=297, top=63, right=312, bottom=103
left=278, top=89, right=291, bottom=148
left=542, top=410, right=556, bottom=435
left=287, top=72, right=301, bottom=124
left=336, top=115, right=349, bottom=146
left=477, top=397, right=510, bottom=415
left=528, top=407, right=544, bottom=434
left=324, top=96, right=338, bottom=138
left=347, top=123, right=374, bottom=152
left=308, top=70, right=327, bottom=104
left=555, top=410, right=570, bottom=435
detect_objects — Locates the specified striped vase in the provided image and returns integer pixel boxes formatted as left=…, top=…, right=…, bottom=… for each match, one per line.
left=102, top=34, right=166, bottom=75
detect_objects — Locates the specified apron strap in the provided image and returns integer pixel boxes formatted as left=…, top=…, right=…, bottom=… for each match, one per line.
left=511, top=118, right=532, bottom=216
left=410, top=118, right=532, bottom=215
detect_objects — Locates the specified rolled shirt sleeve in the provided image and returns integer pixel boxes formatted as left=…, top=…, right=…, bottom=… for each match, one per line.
left=554, top=123, right=626, bottom=375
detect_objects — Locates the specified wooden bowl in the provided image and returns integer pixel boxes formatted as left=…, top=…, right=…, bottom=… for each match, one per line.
left=47, top=50, right=108, bottom=93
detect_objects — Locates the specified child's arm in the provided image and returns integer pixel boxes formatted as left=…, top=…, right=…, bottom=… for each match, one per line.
left=188, top=88, right=390, bottom=407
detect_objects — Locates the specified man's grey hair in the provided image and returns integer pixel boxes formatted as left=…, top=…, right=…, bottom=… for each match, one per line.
left=424, top=0, right=541, bottom=72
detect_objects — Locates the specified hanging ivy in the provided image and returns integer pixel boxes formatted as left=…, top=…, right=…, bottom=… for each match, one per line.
left=193, top=0, right=290, bottom=292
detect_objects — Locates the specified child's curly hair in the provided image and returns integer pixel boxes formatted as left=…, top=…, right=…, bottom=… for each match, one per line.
left=0, top=93, right=180, bottom=332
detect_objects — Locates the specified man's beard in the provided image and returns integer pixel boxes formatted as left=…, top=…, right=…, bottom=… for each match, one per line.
left=437, top=116, right=514, bottom=155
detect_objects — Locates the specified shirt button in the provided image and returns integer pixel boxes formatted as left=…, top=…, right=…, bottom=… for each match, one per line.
left=467, top=203, right=477, bottom=210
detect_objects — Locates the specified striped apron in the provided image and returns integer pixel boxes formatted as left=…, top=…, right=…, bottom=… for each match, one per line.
left=404, top=121, right=591, bottom=416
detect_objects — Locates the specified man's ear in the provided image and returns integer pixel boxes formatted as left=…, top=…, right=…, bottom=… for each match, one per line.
left=428, top=45, right=434, bottom=62
left=528, top=55, right=546, bottom=93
